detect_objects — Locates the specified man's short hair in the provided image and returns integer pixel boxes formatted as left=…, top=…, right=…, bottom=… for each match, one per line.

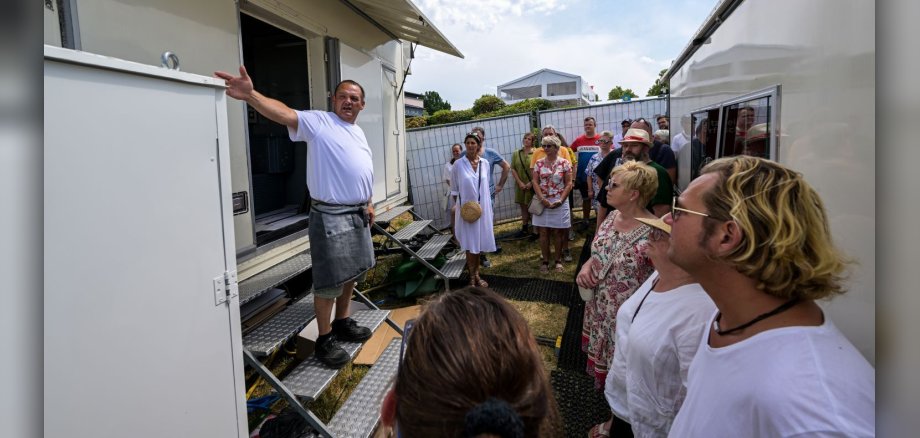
left=699, top=156, right=850, bottom=301
left=541, top=124, right=556, bottom=134
left=471, top=126, right=485, bottom=137
left=333, top=80, right=365, bottom=100
left=656, top=114, right=668, bottom=122
left=584, top=116, right=596, bottom=124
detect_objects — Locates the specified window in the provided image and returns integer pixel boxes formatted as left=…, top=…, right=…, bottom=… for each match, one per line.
left=719, top=95, right=772, bottom=159
left=690, top=108, right=719, bottom=180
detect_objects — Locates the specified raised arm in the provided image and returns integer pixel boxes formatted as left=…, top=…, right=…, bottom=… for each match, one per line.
left=215, top=66, right=298, bottom=130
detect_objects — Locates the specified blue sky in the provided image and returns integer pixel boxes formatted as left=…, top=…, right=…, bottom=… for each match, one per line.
left=405, top=0, right=718, bottom=109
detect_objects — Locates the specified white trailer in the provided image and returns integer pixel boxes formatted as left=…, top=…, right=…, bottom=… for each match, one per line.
left=665, top=0, right=875, bottom=364
left=43, top=1, right=461, bottom=437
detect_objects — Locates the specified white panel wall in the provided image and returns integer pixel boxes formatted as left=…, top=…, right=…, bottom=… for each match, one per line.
left=538, top=98, right=669, bottom=146
left=407, top=115, right=532, bottom=228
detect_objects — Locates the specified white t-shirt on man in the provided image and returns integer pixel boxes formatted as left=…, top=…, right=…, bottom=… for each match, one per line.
left=605, top=272, right=715, bottom=437
left=668, top=312, right=875, bottom=437
left=287, top=110, right=373, bottom=205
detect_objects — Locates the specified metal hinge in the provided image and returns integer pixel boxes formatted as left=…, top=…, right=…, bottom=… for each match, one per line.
left=213, top=270, right=239, bottom=306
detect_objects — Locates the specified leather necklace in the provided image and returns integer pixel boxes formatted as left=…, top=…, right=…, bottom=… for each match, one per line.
left=712, top=298, right=799, bottom=336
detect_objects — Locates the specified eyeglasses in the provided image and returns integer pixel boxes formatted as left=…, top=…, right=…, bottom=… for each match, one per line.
left=649, top=227, right=668, bottom=242
left=596, top=139, right=611, bottom=145
left=671, top=196, right=710, bottom=220
left=542, top=144, right=558, bottom=148
left=606, top=179, right=620, bottom=190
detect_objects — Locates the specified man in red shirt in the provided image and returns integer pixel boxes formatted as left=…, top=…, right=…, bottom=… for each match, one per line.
left=569, top=116, right=601, bottom=229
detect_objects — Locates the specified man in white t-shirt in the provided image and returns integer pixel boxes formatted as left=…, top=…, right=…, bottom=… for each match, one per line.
left=216, top=66, right=376, bottom=369
left=664, top=156, right=874, bottom=437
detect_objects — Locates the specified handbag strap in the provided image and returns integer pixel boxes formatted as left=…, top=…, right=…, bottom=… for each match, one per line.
left=517, top=149, right=532, bottom=184
left=458, top=156, right=482, bottom=205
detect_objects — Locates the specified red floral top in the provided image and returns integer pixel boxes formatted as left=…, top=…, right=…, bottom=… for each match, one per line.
left=534, top=157, right=572, bottom=201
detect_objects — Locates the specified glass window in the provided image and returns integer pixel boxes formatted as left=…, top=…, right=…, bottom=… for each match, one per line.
left=719, top=96, right=771, bottom=159
left=690, top=109, right=720, bottom=180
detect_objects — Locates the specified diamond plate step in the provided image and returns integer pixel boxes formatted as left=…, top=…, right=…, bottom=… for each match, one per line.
left=374, top=205, right=413, bottom=224
left=326, top=339, right=401, bottom=438
left=415, top=234, right=452, bottom=260
left=391, top=220, right=431, bottom=241
left=239, top=251, right=313, bottom=305
left=281, top=309, right=390, bottom=401
left=243, top=295, right=315, bottom=356
left=441, top=251, right=467, bottom=279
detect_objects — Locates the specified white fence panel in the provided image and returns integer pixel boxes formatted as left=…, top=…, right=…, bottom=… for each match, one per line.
left=537, top=97, right=669, bottom=144
left=407, top=114, right=533, bottom=229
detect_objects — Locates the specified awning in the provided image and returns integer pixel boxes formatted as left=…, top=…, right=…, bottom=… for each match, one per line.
left=342, top=0, right=464, bottom=59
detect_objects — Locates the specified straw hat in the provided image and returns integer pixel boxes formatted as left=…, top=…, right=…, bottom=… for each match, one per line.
left=460, top=201, right=482, bottom=223
left=745, top=123, right=769, bottom=143
left=618, top=128, right=652, bottom=146
left=635, top=216, right=671, bottom=234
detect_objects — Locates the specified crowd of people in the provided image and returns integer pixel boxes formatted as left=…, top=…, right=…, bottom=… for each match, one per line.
left=217, top=69, right=875, bottom=437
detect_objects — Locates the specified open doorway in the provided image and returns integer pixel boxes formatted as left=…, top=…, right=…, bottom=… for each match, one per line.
left=240, top=14, right=311, bottom=247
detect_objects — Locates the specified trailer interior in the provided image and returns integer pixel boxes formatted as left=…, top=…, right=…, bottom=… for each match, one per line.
left=240, top=14, right=311, bottom=247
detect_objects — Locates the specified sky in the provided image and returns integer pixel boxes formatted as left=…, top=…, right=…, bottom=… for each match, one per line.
left=405, top=0, right=718, bottom=110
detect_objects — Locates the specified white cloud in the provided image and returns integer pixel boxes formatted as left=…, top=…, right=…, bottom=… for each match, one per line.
left=407, top=0, right=714, bottom=109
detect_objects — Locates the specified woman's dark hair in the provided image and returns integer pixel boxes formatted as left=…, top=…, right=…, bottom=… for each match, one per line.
left=393, top=287, right=561, bottom=437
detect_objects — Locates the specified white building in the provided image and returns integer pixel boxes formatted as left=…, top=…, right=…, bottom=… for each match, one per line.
left=498, top=68, right=597, bottom=107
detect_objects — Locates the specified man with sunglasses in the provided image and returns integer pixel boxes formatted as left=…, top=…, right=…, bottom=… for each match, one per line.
left=665, top=156, right=874, bottom=436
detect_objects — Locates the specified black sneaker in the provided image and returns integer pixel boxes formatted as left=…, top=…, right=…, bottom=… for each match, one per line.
left=314, top=334, right=349, bottom=368
left=332, top=317, right=372, bottom=343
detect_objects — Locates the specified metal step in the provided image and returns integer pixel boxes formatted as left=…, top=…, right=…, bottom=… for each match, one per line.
left=373, top=205, right=413, bottom=224
left=325, top=339, right=401, bottom=438
left=415, top=234, right=452, bottom=260
left=440, top=251, right=467, bottom=279
left=281, top=309, right=390, bottom=401
left=243, top=295, right=316, bottom=357
left=391, top=220, right=432, bottom=241
left=239, top=251, right=313, bottom=305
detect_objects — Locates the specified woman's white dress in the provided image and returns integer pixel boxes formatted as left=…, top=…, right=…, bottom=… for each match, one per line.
left=450, top=156, right=496, bottom=254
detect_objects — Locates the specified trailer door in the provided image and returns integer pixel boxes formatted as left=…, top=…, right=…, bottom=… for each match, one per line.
left=44, top=46, right=247, bottom=438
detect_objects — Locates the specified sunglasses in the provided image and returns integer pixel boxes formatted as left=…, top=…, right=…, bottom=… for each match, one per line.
left=606, top=179, right=621, bottom=190
left=648, top=227, right=668, bottom=242
left=398, top=318, right=417, bottom=365
left=596, top=139, right=611, bottom=145
left=671, top=196, right=711, bottom=220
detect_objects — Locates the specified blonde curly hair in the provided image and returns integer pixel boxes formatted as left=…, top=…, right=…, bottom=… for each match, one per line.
left=610, top=160, right=658, bottom=207
left=699, top=156, right=850, bottom=300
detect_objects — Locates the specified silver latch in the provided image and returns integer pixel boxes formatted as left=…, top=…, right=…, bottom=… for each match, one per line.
left=213, top=270, right=239, bottom=306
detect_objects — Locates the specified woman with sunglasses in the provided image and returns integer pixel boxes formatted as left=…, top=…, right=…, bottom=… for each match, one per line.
left=590, top=217, right=715, bottom=438
left=531, top=135, right=574, bottom=273
left=379, top=287, right=562, bottom=437
left=450, top=133, right=496, bottom=288
left=576, top=160, right=658, bottom=390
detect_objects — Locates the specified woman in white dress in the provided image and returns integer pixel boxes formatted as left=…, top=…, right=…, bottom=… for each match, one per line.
left=450, top=133, right=496, bottom=287
left=531, top=135, right=573, bottom=273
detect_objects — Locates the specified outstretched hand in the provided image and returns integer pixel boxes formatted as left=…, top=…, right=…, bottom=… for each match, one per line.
left=214, top=66, right=254, bottom=101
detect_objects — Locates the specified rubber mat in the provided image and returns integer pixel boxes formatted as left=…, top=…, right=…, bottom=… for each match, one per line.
left=479, top=275, right=576, bottom=306
left=550, top=369, right=612, bottom=438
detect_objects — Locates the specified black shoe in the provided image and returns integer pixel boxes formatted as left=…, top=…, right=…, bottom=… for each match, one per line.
left=528, top=233, right=539, bottom=242
left=494, top=244, right=503, bottom=254
left=314, top=334, right=349, bottom=368
left=332, top=317, right=372, bottom=343
left=481, top=254, right=492, bottom=268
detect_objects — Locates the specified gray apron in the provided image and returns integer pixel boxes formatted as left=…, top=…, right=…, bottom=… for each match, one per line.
left=309, top=202, right=376, bottom=290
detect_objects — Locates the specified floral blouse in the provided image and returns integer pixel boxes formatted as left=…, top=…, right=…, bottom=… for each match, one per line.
left=534, top=157, right=572, bottom=200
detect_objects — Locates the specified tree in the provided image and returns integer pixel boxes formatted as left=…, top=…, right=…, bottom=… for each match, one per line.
left=607, top=86, right=636, bottom=101
left=472, top=94, right=505, bottom=115
left=646, top=68, right=670, bottom=97
left=422, top=91, right=451, bottom=114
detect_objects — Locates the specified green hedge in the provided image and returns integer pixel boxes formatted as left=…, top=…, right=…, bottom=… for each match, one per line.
left=429, top=108, right=475, bottom=125
left=474, top=98, right=553, bottom=119
left=406, top=116, right=428, bottom=128
left=408, top=98, right=555, bottom=128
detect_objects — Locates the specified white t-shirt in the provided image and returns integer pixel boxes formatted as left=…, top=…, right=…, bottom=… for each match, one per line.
left=668, top=312, right=875, bottom=437
left=287, top=110, right=373, bottom=205
left=605, top=272, right=715, bottom=437
left=670, top=132, right=689, bottom=154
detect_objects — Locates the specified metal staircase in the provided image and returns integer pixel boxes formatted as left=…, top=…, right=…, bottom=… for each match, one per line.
left=372, top=204, right=462, bottom=291
left=237, top=203, right=458, bottom=437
